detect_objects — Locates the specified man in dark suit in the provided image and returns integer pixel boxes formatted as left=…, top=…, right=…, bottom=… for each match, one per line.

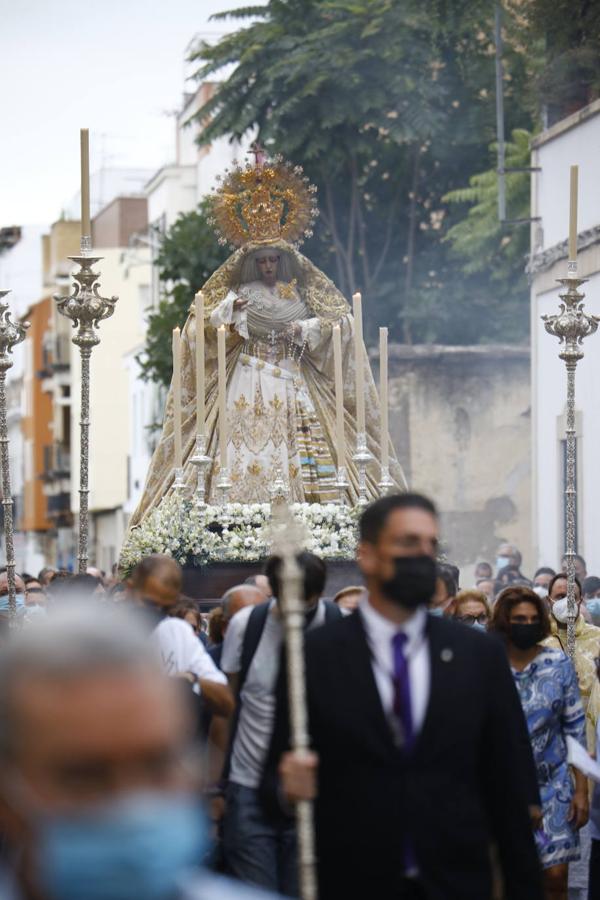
left=277, top=493, right=543, bottom=900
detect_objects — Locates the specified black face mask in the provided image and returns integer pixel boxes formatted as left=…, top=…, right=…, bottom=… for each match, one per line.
left=380, top=555, right=437, bottom=610
left=509, top=622, right=544, bottom=650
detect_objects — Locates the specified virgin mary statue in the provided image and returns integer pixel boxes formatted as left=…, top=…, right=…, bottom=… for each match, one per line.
left=129, top=154, right=406, bottom=525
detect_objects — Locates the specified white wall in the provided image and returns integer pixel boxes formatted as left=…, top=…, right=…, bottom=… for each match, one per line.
left=65, top=168, right=154, bottom=221
left=196, top=134, right=248, bottom=197
left=146, top=165, right=197, bottom=230
left=532, top=103, right=600, bottom=576
left=123, top=351, right=160, bottom=517
left=536, top=110, right=600, bottom=250
left=533, top=273, right=600, bottom=572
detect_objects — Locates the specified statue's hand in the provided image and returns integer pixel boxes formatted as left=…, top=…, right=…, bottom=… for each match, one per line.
left=233, top=296, right=249, bottom=311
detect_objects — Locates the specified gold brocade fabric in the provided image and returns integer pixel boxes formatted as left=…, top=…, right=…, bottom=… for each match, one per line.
left=543, top=616, right=600, bottom=750
left=128, top=242, right=407, bottom=527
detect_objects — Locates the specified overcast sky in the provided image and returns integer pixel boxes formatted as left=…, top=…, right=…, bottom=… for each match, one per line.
left=0, top=0, right=237, bottom=227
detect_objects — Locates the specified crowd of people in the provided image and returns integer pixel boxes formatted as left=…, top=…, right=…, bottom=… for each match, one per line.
left=0, top=496, right=599, bottom=899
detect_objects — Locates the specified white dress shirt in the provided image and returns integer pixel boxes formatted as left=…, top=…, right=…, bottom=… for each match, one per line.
left=152, top=618, right=227, bottom=691
left=359, top=596, right=430, bottom=740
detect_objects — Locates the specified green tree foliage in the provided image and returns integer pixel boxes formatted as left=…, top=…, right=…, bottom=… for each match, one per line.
left=136, top=201, right=228, bottom=387
left=444, top=129, right=531, bottom=280
left=436, top=129, right=532, bottom=341
left=515, top=0, right=600, bottom=122
left=186, top=0, right=538, bottom=345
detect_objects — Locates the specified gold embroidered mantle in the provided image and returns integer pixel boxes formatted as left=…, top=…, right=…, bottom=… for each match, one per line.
left=128, top=241, right=407, bottom=526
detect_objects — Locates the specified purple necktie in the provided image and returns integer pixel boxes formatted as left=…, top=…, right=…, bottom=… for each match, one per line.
left=392, top=631, right=414, bottom=752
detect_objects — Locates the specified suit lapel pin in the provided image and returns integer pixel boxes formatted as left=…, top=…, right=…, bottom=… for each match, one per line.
left=441, top=648, right=454, bottom=663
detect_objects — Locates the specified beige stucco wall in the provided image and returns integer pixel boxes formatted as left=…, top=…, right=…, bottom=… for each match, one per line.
left=383, top=344, right=532, bottom=577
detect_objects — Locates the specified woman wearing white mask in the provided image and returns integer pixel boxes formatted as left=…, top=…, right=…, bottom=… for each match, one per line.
left=543, top=573, right=600, bottom=755
left=545, top=574, right=600, bottom=682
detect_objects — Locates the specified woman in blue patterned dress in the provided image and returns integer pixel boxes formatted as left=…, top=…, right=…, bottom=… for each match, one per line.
left=490, top=586, right=589, bottom=899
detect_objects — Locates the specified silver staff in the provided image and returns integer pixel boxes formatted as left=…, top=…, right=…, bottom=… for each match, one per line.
left=543, top=270, right=599, bottom=657
left=0, top=291, right=29, bottom=620
left=271, top=506, right=318, bottom=900
left=54, top=255, right=117, bottom=572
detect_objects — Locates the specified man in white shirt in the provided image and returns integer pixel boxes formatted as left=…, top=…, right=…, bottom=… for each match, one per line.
left=130, top=554, right=233, bottom=718
left=221, top=551, right=338, bottom=896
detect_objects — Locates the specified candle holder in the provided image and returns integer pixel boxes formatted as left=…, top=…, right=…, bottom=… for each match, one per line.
left=269, top=466, right=289, bottom=513
left=216, top=466, right=232, bottom=507
left=542, top=263, right=599, bottom=657
left=378, top=465, right=395, bottom=496
left=0, top=291, right=29, bottom=622
left=54, top=255, right=118, bottom=573
left=172, top=466, right=187, bottom=494
left=189, top=434, right=212, bottom=508
left=334, top=465, right=349, bottom=505
left=352, top=432, right=374, bottom=507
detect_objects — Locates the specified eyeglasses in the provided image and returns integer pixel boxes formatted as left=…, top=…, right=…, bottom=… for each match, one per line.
left=456, top=614, right=488, bottom=626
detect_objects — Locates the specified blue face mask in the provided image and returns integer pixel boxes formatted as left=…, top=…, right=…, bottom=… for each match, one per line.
left=472, top=621, right=487, bottom=632
left=37, top=791, right=208, bottom=900
left=0, top=592, right=25, bottom=614
left=429, top=606, right=445, bottom=617
left=586, top=598, right=600, bottom=619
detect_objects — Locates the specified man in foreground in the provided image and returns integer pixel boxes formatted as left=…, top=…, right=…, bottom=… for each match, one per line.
left=278, top=493, right=543, bottom=899
left=0, top=603, right=276, bottom=900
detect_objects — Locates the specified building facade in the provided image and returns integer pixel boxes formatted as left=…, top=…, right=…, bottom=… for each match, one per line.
left=0, top=224, right=48, bottom=573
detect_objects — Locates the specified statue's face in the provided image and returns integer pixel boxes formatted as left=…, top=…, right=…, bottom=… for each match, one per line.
left=255, top=253, right=279, bottom=285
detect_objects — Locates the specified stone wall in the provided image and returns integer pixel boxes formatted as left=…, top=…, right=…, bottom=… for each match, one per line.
left=381, top=344, right=531, bottom=577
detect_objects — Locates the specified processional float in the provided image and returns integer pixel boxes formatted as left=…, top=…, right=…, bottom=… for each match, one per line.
left=161, top=150, right=403, bottom=518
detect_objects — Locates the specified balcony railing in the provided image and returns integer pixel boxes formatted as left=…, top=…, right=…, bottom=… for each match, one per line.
left=40, top=335, right=71, bottom=376
left=46, top=492, right=71, bottom=514
left=42, top=445, right=71, bottom=480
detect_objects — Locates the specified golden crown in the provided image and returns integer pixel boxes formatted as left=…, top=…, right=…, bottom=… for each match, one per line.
left=208, top=149, right=319, bottom=249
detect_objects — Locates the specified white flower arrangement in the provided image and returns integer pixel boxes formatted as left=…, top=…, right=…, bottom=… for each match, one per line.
left=119, top=498, right=358, bottom=576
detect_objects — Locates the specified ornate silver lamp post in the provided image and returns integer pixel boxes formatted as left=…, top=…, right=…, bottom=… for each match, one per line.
left=0, top=292, right=29, bottom=620
left=542, top=271, right=599, bottom=657
left=271, top=505, right=318, bottom=900
left=54, top=256, right=118, bottom=573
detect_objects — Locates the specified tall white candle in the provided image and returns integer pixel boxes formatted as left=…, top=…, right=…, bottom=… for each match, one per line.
left=569, top=164, right=579, bottom=262
left=379, top=327, right=389, bottom=471
left=80, top=128, right=91, bottom=239
left=353, top=292, right=366, bottom=434
left=332, top=324, right=345, bottom=468
left=172, top=327, right=182, bottom=469
left=195, top=291, right=205, bottom=436
left=217, top=325, right=228, bottom=468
